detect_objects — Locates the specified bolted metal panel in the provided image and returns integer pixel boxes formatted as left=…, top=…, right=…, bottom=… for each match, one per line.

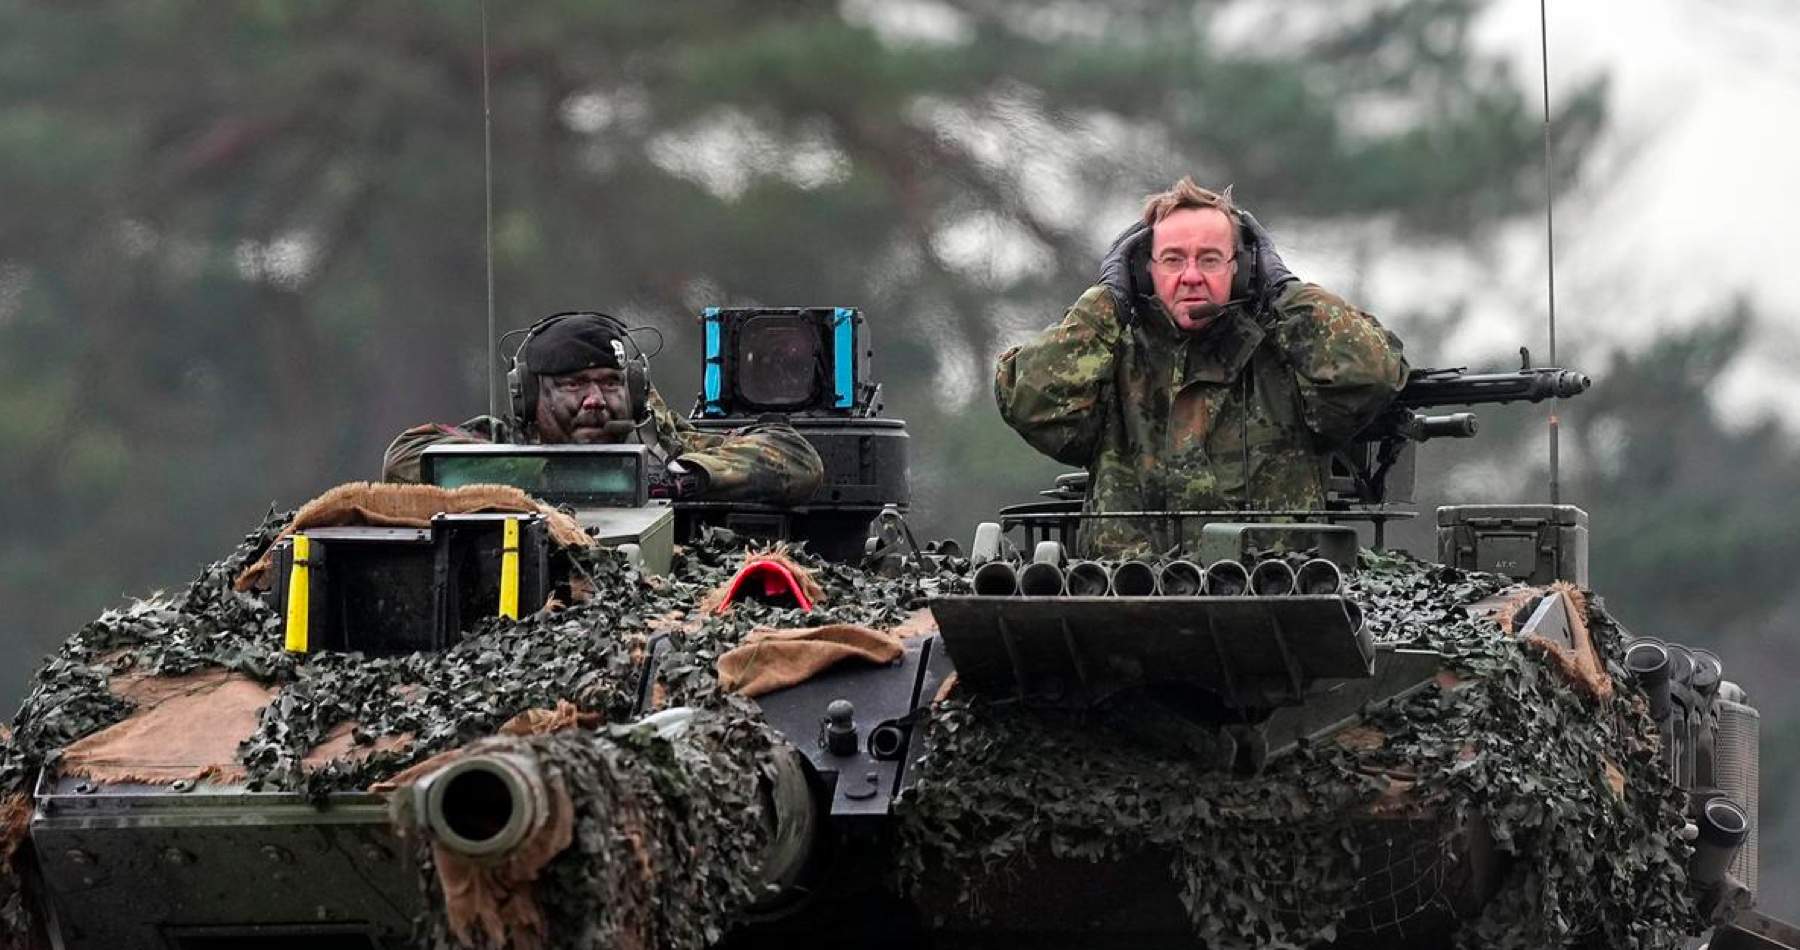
left=30, top=775, right=413, bottom=949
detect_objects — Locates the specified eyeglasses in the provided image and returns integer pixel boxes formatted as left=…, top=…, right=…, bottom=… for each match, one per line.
left=1150, top=252, right=1235, bottom=276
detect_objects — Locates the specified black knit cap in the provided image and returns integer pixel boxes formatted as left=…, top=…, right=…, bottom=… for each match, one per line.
left=524, top=314, right=624, bottom=376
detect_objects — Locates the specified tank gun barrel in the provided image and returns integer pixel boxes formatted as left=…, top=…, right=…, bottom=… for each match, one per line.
left=410, top=752, right=549, bottom=861
left=402, top=708, right=818, bottom=903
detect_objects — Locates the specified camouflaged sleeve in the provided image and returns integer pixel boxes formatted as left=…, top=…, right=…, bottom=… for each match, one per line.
left=645, top=388, right=824, bottom=505
left=995, top=285, right=1126, bottom=467
left=1264, top=284, right=1409, bottom=445
left=380, top=415, right=509, bottom=484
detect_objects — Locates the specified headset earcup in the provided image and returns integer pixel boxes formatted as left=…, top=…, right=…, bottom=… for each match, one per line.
left=1232, top=213, right=1256, bottom=301
left=628, top=361, right=651, bottom=422
left=507, top=363, right=530, bottom=428
left=1129, top=242, right=1153, bottom=316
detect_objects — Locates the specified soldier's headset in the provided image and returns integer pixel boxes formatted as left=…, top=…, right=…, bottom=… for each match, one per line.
left=503, top=311, right=653, bottom=430
left=1127, top=208, right=1263, bottom=312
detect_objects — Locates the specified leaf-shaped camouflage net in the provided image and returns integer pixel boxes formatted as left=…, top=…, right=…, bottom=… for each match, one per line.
left=895, top=551, right=1696, bottom=950
left=0, top=516, right=1694, bottom=949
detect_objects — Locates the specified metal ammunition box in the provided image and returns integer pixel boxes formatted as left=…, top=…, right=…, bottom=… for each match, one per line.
left=1436, top=504, right=1588, bottom=586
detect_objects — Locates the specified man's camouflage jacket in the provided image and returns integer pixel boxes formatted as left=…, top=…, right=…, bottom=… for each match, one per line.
left=996, top=282, right=1407, bottom=557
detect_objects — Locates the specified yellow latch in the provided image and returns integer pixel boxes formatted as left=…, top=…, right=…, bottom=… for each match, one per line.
left=499, top=518, right=521, bottom=620
left=284, top=534, right=312, bottom=653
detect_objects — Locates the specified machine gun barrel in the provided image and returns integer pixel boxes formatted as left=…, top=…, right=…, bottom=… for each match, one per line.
left=1393, top=366, right=1590, bottom=410
left=1400, top=412, right=1479, bottom=442
left=1348, top=362, right=1593, bottom=504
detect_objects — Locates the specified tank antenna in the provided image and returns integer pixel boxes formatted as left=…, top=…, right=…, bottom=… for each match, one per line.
left=1539, top=0, right=1561, bottom=505
left=481, top=0, right=499, bottom=420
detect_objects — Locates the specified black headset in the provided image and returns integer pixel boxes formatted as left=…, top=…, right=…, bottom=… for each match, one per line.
left=1128, top=208, right=1264, bottom=314
left=504, top=311, right=652, bottom=430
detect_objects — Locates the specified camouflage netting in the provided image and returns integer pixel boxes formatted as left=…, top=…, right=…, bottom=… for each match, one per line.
left=896, top=550, right=1697, bottom=949
left=0, top=510, right=1696, bottom=949
left=0, top=512, right=955, bottom=948
left=402, top=703, right=785, bottom=950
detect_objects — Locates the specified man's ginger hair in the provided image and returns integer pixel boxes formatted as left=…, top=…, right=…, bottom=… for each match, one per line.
left=1140, top=177, right=1238, bottom=237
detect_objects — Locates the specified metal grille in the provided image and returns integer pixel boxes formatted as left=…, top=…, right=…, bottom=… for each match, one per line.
left=1716, top=697, right=1761, bottom=894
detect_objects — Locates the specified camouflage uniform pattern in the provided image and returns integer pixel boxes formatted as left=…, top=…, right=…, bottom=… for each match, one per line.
left=381, top=385, right=824, bottom=505
left=996, top=282, right=1407, bottom=557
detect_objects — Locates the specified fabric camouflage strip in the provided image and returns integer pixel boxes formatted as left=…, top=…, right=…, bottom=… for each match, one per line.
left=996, top=282, right=1407, bottom=557
left=380, top=384, right=823, bottom=505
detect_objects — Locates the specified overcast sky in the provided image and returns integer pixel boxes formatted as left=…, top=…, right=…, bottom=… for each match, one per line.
left=1310, top=0, right=1800, bottom=422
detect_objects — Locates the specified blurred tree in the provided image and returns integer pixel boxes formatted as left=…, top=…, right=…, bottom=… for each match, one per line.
left=0, top=0, right=1601, bottom=695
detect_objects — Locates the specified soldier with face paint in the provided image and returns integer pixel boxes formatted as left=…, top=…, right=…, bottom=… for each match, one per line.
left=995, top=178, right=1409, bottom=557
left=382, top=314, right=823, bottom=505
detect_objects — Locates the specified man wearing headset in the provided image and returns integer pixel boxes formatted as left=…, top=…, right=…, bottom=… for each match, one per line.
left=995, top=177, right=1409, bottom=557
left=382, top=313, right=823, bottom=504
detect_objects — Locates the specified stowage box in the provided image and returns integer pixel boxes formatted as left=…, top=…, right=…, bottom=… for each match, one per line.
left=269, top=513, right=551, bottom=655
left=1436, top=504, right=1588, bottom=586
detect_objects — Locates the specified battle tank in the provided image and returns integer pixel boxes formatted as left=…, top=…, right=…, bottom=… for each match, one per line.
left=0, top=305, right=1791, bottom=950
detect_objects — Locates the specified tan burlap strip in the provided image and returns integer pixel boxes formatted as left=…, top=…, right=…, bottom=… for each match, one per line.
left=716, top=623, right=905, bottom=698
left=235, top=481, right=591, bottom=591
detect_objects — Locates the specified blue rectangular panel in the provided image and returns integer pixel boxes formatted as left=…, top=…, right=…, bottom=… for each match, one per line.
left=833, top=308, right=855, bottom=408
left=703, top=311, right=723, bottom=416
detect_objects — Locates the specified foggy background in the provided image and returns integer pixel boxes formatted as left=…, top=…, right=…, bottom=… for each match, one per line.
left=2, top=0, right=1795, bottom=909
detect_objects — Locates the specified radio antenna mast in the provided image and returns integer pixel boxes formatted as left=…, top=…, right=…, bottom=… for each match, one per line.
left=481, top=0, right=499, bottom=419
left=1539, top=0, right=1562, bottom=505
